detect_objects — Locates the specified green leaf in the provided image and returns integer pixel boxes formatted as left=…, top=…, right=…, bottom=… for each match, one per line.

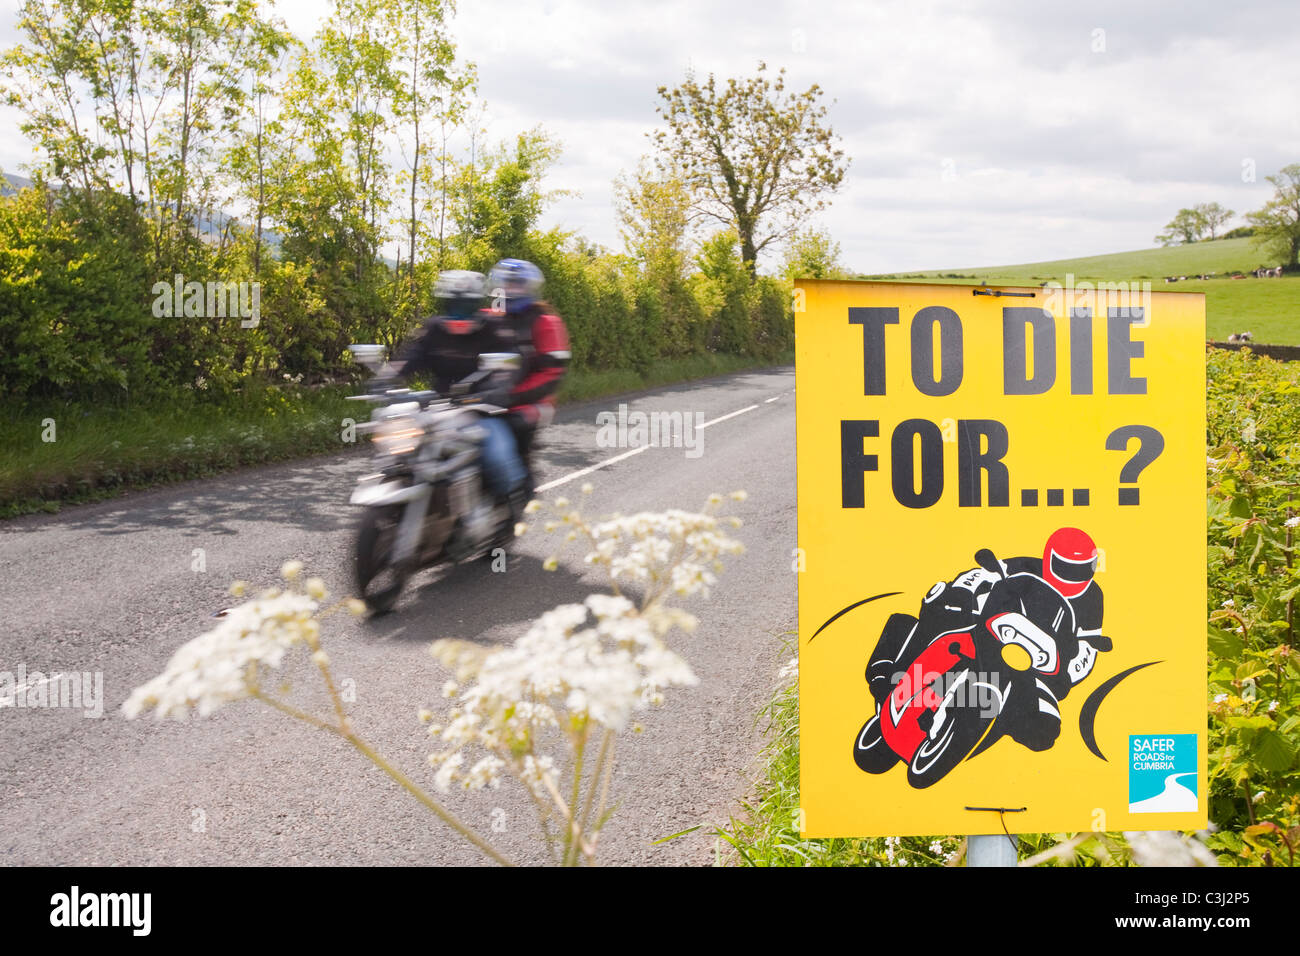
left=1208, top=626, right=1245, bottom=659
left=1253, top=728, right=1297, bottom=773
left=1229, top=495, right=1253, bottom=518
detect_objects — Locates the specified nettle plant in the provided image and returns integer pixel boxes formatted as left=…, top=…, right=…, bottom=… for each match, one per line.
left=124, top=487, right=746, bottom=866
left=1204, top=348, right=1300, bottom=866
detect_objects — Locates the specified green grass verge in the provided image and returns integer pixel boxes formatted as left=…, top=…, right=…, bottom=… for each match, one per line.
left=1, top=351, right=793, bottom=518
left=556, top=350, right=793, bottom=404
left=864, top=237, right=1300, bottom=345
left=0, top=385, right=361, bottom=518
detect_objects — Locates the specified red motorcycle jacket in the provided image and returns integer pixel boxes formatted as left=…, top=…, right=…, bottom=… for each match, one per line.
left=497, top=301, right=570, bottom=426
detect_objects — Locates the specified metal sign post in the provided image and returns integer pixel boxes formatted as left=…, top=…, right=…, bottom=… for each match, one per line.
left=968, top=834, right=1018, bottom=867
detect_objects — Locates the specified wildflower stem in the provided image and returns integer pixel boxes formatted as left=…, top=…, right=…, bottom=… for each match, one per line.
left=341, top=731, right=518, bottom=867
left=577, top=728, right=615, bottom=853
left=252, top=690, right=515, bottom=867
left=565, top=727, right=589, bottom=866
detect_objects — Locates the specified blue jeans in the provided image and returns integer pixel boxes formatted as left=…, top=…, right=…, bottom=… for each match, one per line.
left=474, top=415, right=527, bottom=498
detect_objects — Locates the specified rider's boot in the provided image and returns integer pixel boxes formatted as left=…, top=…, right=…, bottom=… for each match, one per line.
left=1004, top=680, right=1062, bottom=752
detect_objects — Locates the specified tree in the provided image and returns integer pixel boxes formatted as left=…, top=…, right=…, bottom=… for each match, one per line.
left=780, top=226, right=843, bottom=281
left=386, top=0, right=474, bottom=308
left=652, top=61, right=848, bottom=275
left=1195, top=202, right=1234, bottom=240
left=1246, top=164, right=1300, bottom=270
left=613, top=160, right=693, bottom=285
left=2, top=0, right=277, bottom=264
left=449, top=126, right=568, bottom=268
left=1155, top=207, right=1207, bottom=246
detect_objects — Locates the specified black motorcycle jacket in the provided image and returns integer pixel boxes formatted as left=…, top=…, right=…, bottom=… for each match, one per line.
left=392, top=312, right=514, bottom=394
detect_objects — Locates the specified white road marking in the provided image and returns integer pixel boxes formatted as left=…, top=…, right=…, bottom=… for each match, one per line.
left=0, top=673, right=60, bottom=707
left=534, top=400, right=768, bottom=492
left=696, top=404, right=759, bottom=430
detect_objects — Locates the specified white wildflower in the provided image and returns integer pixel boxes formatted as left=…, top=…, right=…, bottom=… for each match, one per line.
left=122, top=591, right=320, bottom=719
left=1287, top=516, right=1300, bottom=529
left=1123, top=830, right=1218, bottom=867
left=426, top=594, right=699, bottom=792
left=777, top=656, right=799, bottom=682
left=1214, top=693, right=1228, bottom=704
left=432, top=752, right=465, bottom=793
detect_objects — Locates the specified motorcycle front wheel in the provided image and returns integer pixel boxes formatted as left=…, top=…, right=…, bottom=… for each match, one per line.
left=356, top=505, right=410, bottom=614
left=905, top=671, right=997, bottom=789
left=853, top=714, right=901, bottom=774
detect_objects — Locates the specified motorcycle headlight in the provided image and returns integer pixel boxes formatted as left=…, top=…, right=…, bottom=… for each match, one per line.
left=373, top=404, right=423, bottom=457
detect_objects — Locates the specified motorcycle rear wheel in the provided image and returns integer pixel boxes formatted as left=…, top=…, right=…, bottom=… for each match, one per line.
left=356, top=505, right=410, bottom=615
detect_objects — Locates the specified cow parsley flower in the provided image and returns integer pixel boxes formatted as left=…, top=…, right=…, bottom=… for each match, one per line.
left=426, top=594, right=699, bottom=793
left=123, top=590, right=320, bottom=719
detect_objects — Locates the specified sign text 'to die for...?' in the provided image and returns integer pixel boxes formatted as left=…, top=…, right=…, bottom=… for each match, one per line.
left=839, top=304, right=1164, bottom=511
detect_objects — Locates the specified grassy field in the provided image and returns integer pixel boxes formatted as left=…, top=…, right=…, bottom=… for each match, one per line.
left=865, top=237, right=1300, bottom=344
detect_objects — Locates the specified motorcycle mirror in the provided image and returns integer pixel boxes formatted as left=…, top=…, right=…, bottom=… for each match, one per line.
left=974, top=548, right=1006, bottom=579
left=477, top=352, right=522, bottom=372
left=349, top=344, right=388, bottom=371
left=1084, top=634, right=1113, bottom=652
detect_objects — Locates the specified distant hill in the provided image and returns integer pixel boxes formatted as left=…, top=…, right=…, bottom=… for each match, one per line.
left=2, top=172, right=34, bottom=196
left=869, top=237, right=1277, bottom=284
left=862, top=237, right=1299, bottom=345
left=2, top=170, right=280, bottom=250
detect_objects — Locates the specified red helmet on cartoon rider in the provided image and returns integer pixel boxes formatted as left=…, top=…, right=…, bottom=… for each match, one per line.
left=1042, top=527, right=1098, bottom=599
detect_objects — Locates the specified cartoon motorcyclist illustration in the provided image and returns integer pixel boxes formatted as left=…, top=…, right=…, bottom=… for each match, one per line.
left=853, top=528, right=1113, bottom=788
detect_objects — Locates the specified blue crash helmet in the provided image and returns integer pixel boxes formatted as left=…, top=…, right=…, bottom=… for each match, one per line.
left=488, top=259, right=544, bottom=313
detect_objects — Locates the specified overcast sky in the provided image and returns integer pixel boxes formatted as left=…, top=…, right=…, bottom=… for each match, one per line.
left=3, top=0, right=1297, bottom=273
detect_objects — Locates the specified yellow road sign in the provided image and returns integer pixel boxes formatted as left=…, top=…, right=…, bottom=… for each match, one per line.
left=795, top=279, right=1206, bottom=837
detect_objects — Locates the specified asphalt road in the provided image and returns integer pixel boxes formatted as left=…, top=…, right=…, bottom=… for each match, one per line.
left=0, top=365, right=796, bottom=866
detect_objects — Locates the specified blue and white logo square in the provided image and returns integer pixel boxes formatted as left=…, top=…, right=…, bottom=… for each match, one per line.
left=1129, top=734, right=1198, bottom=813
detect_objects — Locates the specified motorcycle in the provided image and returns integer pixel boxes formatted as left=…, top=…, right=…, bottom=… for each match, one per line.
left=346, top=345, right=523, bottom=614
left=852, top=549, right=1110, bottom=788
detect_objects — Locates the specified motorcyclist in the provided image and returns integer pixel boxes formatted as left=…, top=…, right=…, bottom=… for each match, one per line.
left=385, top=270, right=510, bottom=391
left=381, top=260, right=570, bottom=522
left=480, top=258, right=571, bottom=508
left=867, top=528, right=1108, bottom=751
left=379, top=270, right=529, bottom=525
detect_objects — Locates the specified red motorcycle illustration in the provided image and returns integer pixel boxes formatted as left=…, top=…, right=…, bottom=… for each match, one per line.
left=852, top=549, right=1110, bottom=788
